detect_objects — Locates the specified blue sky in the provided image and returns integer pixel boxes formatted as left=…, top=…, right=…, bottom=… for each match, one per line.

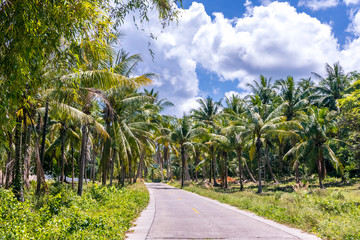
left=121, top=0, right=360, bottom=115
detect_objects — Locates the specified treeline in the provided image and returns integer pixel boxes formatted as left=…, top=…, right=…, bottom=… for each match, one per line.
left=1, top=1, right=360, bottom=202
left=169, top=66, right=360, bottom=193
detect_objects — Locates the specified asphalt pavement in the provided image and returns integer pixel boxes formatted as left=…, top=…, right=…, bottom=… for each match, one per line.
left=127, top=183, right=320, bottom=240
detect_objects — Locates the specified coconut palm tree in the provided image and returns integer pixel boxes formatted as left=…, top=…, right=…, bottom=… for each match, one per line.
left=246, top=75, right=277, bottom=105
left=242, top=101, right=301, bottom=193
left=284, top=107, right=343, bottom=188
left=312, top=62, right=351, bottom=111
left=171, top=116, right=203, bottom=188
left=191, top=96, right=221, bottom=186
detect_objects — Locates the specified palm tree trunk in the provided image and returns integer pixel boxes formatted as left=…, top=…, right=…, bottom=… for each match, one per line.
left=158, top=146, right=164, bottom=182
left=163, top=145, right=170, bottom=181
left=5, top=132, right=13, bottom=189
left=202, top=156, right=206, bottom=181
left=60, top=127, right=66, bottom=184
left=129, top=156, right=133, bottom=184
left=236, top=148, right=244, bottom=191
left=35, top=113, right=45, bottom=196
left=295, top=161, right=300, bottom=183
left=39, top=101, right=49, bottom=167
left=181, top=145, right=185, bottom=188
left=109, top=150, right=116, bottom=186
left=136, top=149, right=145, bottom=180
left=78, top=124, right=88, bottom=196
left=256, top=138, right=262, bottom=194
left=209, top=158, right=212, bottom=183
left=318, top=147, right=324, bottom=188
left=194, top=150, right=199, bottom=182
left=265, top=143, right=278, bottom=183
left=71, top=145, right=74, bottom=189
left=211, top=146, right=219, bottom=186
left=224, top=152, right=228, bottom=189
left=101, top=139, right=111, bottom=186
left=119, top=152, right=125, bottom=187
left=22, top=115, right=30, bottom=190
left=13, top=115, right=24, bottom=201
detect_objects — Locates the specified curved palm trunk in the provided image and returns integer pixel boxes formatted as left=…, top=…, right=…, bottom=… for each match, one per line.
left=181, top=145, right=185, bottom=188
left=236, top=148, right=244, bottom=191
left=265, top=143, right=278, bottom=183
left=256, top=138, right=263, bottom=194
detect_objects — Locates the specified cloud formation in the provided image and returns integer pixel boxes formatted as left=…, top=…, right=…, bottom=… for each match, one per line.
left=121, top=1, right=360, bottom=115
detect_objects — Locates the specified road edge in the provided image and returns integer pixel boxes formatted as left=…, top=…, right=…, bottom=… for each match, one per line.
left=167, top=184, right=321, bottom=240
left=126, top=183, right=156, bottom=240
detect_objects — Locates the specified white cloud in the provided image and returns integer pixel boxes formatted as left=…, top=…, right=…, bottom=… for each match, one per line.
left=347, top=9, right=360, bottom=35
left=298, top=0, right=339, bottom=10
left=343, top=0, right=360, bottom=5
left=121, top=1, right=360, bottom=115
left=191, top=2, right=339, bottom=86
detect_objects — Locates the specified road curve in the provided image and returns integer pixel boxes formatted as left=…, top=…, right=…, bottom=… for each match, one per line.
left=128, top=183, right=320, bottom=240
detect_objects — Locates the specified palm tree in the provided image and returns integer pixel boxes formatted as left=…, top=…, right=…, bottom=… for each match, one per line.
left=284, top=107, right=343, bottom=188
left=275, top=76, right=309, bottom=181
left=222, top=94, right=257, bottom=184
left=242, top=101, right=301, bottom=193
left=192, top=96, right=221, bottom=186
left=312, top=62, right=351, bottom=111
left=171, top=116, right=202, bottom=188
left=246, top=75, right=277, bottom=105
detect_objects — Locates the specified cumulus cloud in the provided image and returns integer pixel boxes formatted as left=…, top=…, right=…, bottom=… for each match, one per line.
left=191, top=2, right=339, bottom=87
left=298, top=0, right=339, bottom=10
left=121, top=1, right=360, bottom=115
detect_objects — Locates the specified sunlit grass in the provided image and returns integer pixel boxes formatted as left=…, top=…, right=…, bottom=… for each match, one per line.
left=169, top=178, right=360, bottom=240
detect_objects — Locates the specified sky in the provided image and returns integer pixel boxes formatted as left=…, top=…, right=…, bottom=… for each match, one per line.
left=120, top=0, right=360, bottom=116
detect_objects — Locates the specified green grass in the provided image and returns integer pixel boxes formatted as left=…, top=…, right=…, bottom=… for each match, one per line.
left=0, top=182, right=149, bottom=240
left=169, top=178, right=360, bottom=240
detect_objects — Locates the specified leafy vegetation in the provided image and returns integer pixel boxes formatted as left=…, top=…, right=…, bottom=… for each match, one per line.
left=0, top=182, right=149, bottom=239
left=169, top=180, right=360, bottom=240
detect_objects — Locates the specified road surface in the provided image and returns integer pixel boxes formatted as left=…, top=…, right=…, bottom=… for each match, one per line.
left=128, top=183, right=320, bottom=240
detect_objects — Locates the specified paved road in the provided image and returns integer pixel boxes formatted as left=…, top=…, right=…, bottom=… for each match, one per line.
left=127, top=183, right=320, bottom=240
left=146, top=183, right=319, bottom=240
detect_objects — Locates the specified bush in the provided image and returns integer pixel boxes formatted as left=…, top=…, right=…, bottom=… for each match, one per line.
left=0, top=182, right=149, bottom=240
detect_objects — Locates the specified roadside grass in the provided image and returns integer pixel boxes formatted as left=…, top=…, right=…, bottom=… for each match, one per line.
left=169, top=178, right=360, bottom=240
left=0, top=181, right=149, bottom=240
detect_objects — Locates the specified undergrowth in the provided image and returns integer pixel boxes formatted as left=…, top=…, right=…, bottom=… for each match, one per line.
left=0, top=182, right=149, bottom=240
